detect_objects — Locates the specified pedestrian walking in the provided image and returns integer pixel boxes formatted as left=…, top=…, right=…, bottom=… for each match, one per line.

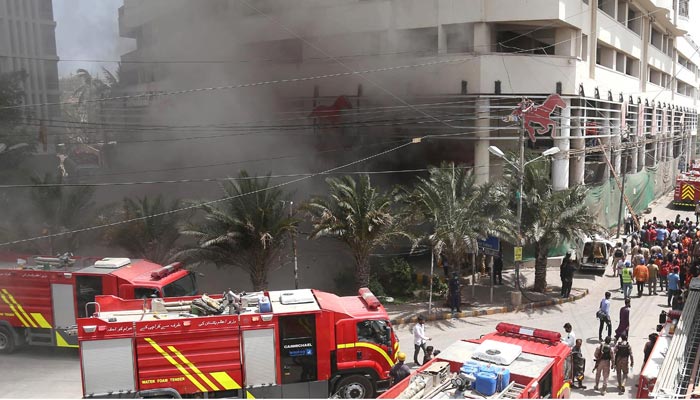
left=613, top=334, right=634, bottom=394
left=621, top=261, right=634, bottom=298
left=614, top=298, right=631, bottom=342
left=412, top=316, right=430, bottom=366
left=648, top=260, right=659, bottom=295
left=572, top=338, right=587, bottom=389
left=493, top=254, right=503, bottom=285
left=389, top=353, right=411, bottom=386
left=633, top=262, right=649, bottom=297
left=667, top=267, right=681, bottom=307
left=593, top=336, right=614, bottom=395
left=448, top=273, right=461, bottom=314
left=597, top=291, right=612, bottom=341
left=612, top=244, right=625, bottom=277
left=561, top=253, right=576, bottom=298
left=659, top=259, right=670, bottom=292
left=562, top=322, right=576, bottom=348
left=695, top=200, right=700, bottom=224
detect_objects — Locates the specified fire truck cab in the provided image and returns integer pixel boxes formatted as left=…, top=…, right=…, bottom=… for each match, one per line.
left=379, top=323, right=572, bottom=399
left=77, top=287, right=397, bottom=398
left=0, top=253, right=197, bottom=353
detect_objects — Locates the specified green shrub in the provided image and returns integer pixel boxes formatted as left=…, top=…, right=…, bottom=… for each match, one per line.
left=375, top=257, right=417, bottom=298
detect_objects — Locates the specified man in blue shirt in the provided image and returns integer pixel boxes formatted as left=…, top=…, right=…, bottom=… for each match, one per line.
left=667, top=267, right=681, bottom=307
left=655, top=225, right=668, bottom=246
left=598, top=291, right=612, bottom=341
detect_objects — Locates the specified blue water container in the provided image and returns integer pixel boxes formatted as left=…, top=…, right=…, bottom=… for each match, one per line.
left=258, top=295, right=272, bottom=313
left=475, top=372, right=497, bottom=396
left=495, top=367, right=511, bottom=391
left=460, top=364, right=478, bottom=376
left=479, top=363, right=496, bottom=375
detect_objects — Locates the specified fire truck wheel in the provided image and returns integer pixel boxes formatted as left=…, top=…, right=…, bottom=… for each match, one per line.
left=336, top=374, right=374, bottom=399
left=0, top=326, right=16, bottom=354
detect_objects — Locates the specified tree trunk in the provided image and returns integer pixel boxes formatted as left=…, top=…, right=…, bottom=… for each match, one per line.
left=533, top=242, right=549, bottom=292
left=355, top=251, right=371, bottom=289
left=250, top=257, right=269, bottom=291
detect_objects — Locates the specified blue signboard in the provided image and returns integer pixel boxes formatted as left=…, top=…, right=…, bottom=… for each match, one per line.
left=477, top=236, right=500, bottom=256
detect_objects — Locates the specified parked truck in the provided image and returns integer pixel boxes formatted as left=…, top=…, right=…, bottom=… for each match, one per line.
left=379, top=322, right=573, bottom=399
left=0, top=253, right=197, bottom=353
left=77, top=287, right=397, bottom=398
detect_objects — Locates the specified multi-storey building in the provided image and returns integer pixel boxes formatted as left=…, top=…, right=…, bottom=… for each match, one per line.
left=118, top=0, right=700, bottom=228
left=0, top=0, right=59, bottom=119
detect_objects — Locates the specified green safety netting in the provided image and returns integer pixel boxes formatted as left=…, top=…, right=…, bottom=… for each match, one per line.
left=585, top=158, right=678, bottom=230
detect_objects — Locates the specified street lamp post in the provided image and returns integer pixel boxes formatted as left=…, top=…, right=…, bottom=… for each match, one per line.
left=489, top=144, right=560, bottom=290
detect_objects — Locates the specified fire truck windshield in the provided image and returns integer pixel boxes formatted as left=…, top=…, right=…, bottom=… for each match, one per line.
left=357, top=319, right=391, bottom=346
left=162, top=272, right=197, bottom=297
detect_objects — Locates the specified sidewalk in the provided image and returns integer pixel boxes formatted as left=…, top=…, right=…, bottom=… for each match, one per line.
left=385, top=261, right=595, bottom=326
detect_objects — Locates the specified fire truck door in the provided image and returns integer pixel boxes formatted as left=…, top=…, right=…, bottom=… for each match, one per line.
left=75, top=275, right=103, bottom=318
left=51, top=284, right=78, bottom=347
left=242, top=328, right=277, bottom=387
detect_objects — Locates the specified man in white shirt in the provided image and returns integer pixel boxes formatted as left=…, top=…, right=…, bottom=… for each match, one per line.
left=562, top=322, right=576, bottom=348
left=413, top=316, right=430, bottom=365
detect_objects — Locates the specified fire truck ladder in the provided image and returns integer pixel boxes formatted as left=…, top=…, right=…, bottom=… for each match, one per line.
left=652, top=278, right=700, bottom=398
left=596, top=138, right=641, bottom=231
left=493, top=381, right=527, bottom=399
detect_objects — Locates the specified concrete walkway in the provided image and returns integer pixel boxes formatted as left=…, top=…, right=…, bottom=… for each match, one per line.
left=385, top=262, right=595, bottom=326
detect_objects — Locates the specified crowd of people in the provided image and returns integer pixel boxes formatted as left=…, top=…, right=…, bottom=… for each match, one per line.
left=569, top=213, right=700, bottom=395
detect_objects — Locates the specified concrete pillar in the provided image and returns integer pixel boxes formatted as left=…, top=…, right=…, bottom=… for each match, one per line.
left=473, top=22, right=493, bottom=54
left=589, top=0, right=598, bottom=79
left=640, top=15, right=650, bottom=93
left=554, top=28, right=576, bottom=57
left=630, top=135, right=639, bottom=174
left=438, top=24, right=447, bottom=54
left=611, top=104, right=622, bottom=177
left=598, top=106, right=611, bottom=182
left=638, top=134, right=646, bottom=171
left=553, top=99, right=571, bottom=190
left=570, top=103, right=586, bottom=186
left=474, top=98, right=490, bottom=184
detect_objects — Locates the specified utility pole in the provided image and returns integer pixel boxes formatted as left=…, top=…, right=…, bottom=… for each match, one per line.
left=616, top=129, right=629, bottom=238
left=283, top=201, right=299, bottom=289
left=515, top=116, right=525, bottom=291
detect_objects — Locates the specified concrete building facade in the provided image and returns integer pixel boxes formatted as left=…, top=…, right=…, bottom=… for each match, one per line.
left=116, top=0, right=700, bottom=227
left=0, top=0, right=59, bottom=119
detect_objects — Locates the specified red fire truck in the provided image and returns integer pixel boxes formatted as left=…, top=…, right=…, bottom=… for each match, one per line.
left=77, top=287, right=398, bottom=398
left=0, top=253, right=197, bottom=353
left=673, top=163, right=700, bottom=207
left=637, top=277, right=700, bottom=398
left=379, top=323, right=572, bottom=399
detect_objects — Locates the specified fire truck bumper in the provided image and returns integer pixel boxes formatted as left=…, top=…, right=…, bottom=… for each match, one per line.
left=375, top=378, right=392, bottom=393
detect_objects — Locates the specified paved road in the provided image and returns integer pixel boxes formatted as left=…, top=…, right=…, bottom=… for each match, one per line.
left=0, top=346, right=81, bottom=398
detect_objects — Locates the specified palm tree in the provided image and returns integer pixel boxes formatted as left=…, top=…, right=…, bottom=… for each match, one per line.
left=406, top=162, right=511, bottom=276
left=102, top=195, right=186, bottom=264
left=28, top=173, right=96, bottom=254
left=175, top=171, right=298, bottom=291
left=304, top=175, right=409, bottom=290
left=504, top=159, right=600, bottom=292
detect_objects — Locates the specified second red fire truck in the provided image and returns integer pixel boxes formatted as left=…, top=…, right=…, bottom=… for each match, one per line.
left=0, top=253, right=197, bottom=353
left=379, top=322, right=573, bottom=399
left=77, top=287, right=397, bottom=398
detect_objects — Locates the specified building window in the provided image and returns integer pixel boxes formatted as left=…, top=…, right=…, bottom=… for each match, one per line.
left=625, top=56, right=639, bottom=77
left=617, top=0, right=627, bottom=23
left=41, top=24, right=56, bottom=55
left=495, top=26, right=555, bottom=55
left=616, top=52, right=625, bottom=73
left=651, top=28, right=663, bottom=50
left=679, top=0, right=689, bottom=18
left=581, top=34, right=588, bottom=61
left=627, top=7, right=641, bottom=35
left=596, top=42, right=615, bottom=69
left=598, top=0, right=615, bottom=17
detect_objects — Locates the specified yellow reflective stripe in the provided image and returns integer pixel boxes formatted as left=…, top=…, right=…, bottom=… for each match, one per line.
left=145, top=338, right=207, bottom=392
left=336, top=342, right=395, bottom=367
left=0, top=292, right=29, bottom=327
left=2, top=289, right=37, bottom=328
left=556, top=381, right=571, bottom=398
left=168, top=345, right=219, bottom=391
left=246, top=391, right=256, bottom=399
left=210, top=372, right=241, bottom=390
left=30, top=313, right=52, bottom=329
left=55, top=331, right=78, bottom=348
left=393, top=342, right=399, bottom=362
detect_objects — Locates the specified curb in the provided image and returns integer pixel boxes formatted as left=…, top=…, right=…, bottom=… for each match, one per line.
left=389, top=288, right=590, bottom=325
